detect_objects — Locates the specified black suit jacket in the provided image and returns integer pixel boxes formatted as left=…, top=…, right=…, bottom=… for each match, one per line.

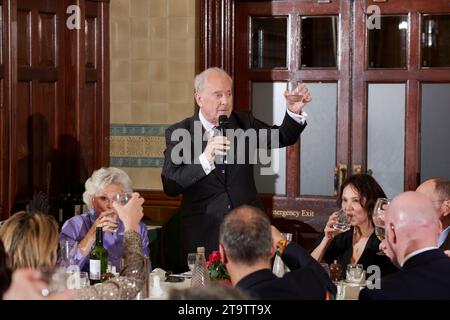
left=236, top=243, right=334, bottom=300
left=359, top=249, right=450, bottom=300
left=161, top=110, right=306, bottom=255
left=440, top=231, right=450, bottom=251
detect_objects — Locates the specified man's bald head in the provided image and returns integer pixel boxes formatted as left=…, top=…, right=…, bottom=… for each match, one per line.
left=385, top=191, right=441, bottom=267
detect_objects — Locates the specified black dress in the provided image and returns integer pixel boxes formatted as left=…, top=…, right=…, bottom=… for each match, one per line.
left=312, top=227, right=398, bottom=279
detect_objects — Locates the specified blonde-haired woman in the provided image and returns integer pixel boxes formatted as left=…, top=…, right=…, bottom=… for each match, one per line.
left=0, top=211, right=59, bottom=272
left=0, top=193, right=146, bottom=300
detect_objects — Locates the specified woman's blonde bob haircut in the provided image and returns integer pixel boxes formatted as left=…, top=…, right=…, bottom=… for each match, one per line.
left=0, top=211, right=59, bottom=272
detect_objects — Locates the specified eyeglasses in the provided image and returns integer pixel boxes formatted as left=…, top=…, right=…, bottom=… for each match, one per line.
left=94, top=194, right=119, bottom=203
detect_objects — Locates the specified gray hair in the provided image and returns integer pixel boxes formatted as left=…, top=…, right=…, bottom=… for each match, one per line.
left=434, top=178, right=450, bottom=200
left=83, top=167, right=133, bottom=210
left=194, top=67, right=232, bottom=93
left=219, top=205, right=272, bottom=265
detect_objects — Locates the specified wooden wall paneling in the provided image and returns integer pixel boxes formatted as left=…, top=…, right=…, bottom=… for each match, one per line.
left=199, top=0, right=234, bottom=75
left=0, top=0, right=110, bottom=219
left=0, top=0, right=6, bottom=219
left=84, top=0, right=109, bottom=175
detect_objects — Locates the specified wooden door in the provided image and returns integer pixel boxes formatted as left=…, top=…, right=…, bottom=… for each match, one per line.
left=232, top=0, right=351, bottom=231
left=201, top=0, right=450, bottom=232
left=0, top=0, right=110, bottom=220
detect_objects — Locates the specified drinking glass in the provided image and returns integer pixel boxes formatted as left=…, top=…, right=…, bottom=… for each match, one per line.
left=333, top=209, right=351, bottom=233
left=66, top=271, right=90, bottom=289
left=335, top=281, right=346, bottom=300
left=373, top=198, right=390, bottom=255
left=57, top=240, right=79, bottom=269
left=285, top=81, right=304, bottom=104
left=187, top=253, right=196, bottom=274
left=281, top=232, right=293, bottom=243
left=346, top=264, right=364, bottom=284
left=114, top=193, right=131, bottom=206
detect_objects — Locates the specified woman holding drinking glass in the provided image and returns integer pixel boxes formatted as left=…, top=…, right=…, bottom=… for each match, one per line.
left=60, top=167, right=150, bottom=273
left=0, top=194, right=147, bottom=299
left=310, top=174, right=397, bottom=279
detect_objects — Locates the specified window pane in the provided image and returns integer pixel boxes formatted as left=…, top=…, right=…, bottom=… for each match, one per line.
left=252, top=82, right=286, bottom=195
left=420, top=84, right=450, bottom=181
left=300, top=83, right=337, bottom=196
left=368, top=16, right=408, bottom=68
left=421, top=15, right=450, bottom=68
left=251, top=17, right=287, bottom=69
left=301, top=16, right=338, bottom=68
left=367, top=84, right=405, bottom=199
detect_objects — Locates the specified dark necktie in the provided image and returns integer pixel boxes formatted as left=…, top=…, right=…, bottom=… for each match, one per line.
left=212, top=126, right=226, bottom=174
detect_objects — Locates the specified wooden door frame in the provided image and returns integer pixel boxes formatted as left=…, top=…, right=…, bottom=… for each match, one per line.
left=200, top=0, right=352, bottom=231
left=352, top=0, right=450, bottom=191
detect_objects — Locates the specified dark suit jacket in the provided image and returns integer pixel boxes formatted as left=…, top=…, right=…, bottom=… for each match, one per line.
left=312, top=227, right=398, bottom=278
left=440, top=231, right=450, bottom=251
left=236, top=243, right=334, bottom=300
left=359, top=249, right=450, bottom=300
left=162, top=110, right=306, bottom=256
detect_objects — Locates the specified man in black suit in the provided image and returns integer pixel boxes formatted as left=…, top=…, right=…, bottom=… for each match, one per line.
left=219, top=205, right=335, bottom=300
left=359, top=191, right=450, bottom=300
left=416, top=178, right=450, bottom=251
left=161, top=67, right=311, bottom=256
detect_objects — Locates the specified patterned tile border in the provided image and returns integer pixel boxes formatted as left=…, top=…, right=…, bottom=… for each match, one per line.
left=110, top=124, right=169, bottom=137
left=110, top=157, right=165, bottom=168
left=110, top=124, right=168, bottom=168
left=110, top=136, right=166, bottom=157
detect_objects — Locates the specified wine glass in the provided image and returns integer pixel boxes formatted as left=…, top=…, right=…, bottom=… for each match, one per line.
left=373, top=198, right=390, bottom=255
left=285, top=81, right=304, bottom=104
left=187, top=253, right=196, bottom=275
left=332, top=209, right=351, bottom=233
left=114, top=193, right=131, bottom=206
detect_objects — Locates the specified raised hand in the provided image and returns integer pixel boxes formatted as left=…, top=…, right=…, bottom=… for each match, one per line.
left=284, top=82, right=312, bottom=115
left=112, top=192, right=144, bottom=232
left=94, top=210, right=119, bottom=233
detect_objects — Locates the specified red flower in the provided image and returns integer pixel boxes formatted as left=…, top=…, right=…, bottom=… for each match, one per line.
left=207, top=250, right=230, bottom=282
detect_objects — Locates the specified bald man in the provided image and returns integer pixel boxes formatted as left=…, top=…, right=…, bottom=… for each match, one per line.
left=416, top=178, right=450, bottom=250
left=359, top=191, right=450, bottom=300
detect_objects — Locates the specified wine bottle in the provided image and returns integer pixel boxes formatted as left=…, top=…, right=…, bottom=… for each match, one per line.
left=89, top=226, right=108, bottom=284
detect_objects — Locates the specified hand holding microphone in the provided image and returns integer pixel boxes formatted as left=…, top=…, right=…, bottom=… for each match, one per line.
left=203, top=116, right=230, bottom=163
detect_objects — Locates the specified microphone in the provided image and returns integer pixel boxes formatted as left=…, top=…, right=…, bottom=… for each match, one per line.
left=218, top=115, right=229, bottom=164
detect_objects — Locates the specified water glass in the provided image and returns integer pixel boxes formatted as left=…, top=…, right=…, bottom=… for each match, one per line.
left=333, top=209, right=351, bottom=232
left=187, top=253, right=196, bottom=273
left=66, top=271, right=89, bottom=289
left=58, top=240, right=79, bottom=269
left=346, top=264, right=364, bottom=284
left=335, top=281, right=346, bottom=300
